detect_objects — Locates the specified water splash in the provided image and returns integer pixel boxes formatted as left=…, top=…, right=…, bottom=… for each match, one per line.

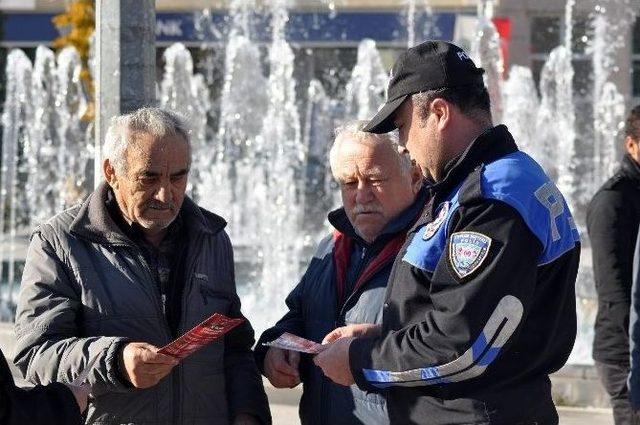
left=27, top=46, right=59, bottom=225
left=303, top=79, right=343, bottom=221
left=406, top=0, right=417, bottom=48
left=344, top=39, right=388, bottom=121
left=502, top=66, right=542, bottom=161
left=0, top=50, right=33, bottom=319
left=160, top=43, right=211, bottom=199
left=564, top=0, right=575, bottom=51
left=594, top=82, right=626, bottom=180
left=591, top=0, right=640, bottom=189
left=472, top=0, right=503, bottom=123
left=537, top=46, right=578, bottom=210
left=242, top=1, right=307, bottom=333
left=55, top=47, right=90, bottom=210
left=201, top=0, right=269, bottom=245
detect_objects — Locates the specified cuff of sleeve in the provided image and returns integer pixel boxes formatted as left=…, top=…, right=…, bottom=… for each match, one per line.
left=348, top=336, right=379, bottom=393
left=105, top=338, right=133, bottom=391
left=254, top=328, right=287, bottom=375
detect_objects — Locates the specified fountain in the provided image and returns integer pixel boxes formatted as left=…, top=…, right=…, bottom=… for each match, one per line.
left=473, top=0, right=504, bottom=123
left=1, top=0, right=639, bottom=367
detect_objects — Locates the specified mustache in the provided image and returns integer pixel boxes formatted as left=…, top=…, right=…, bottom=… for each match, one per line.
left=353, top=204, right=383, bottom=215
left=145, top=201, right=175, bottom=211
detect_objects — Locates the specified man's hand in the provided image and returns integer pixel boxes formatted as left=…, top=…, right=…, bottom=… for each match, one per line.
left=263, top=347, right=300, bottom=388
left=313, top=337, right=355, bottom=386
left=65, top=383, right=91, bottom=413
left=120, top=342, right=179, bottom=389
left=233, top=413, right=261, bottom=425
left=322, top=324, right=381, bottom=344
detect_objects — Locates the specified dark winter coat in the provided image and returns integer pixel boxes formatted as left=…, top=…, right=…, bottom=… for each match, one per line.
left=255, top=188, right=427, bottom=425
left=13, top=182, right=271, bottom=425
left=588, top=154, right=640, bottom=365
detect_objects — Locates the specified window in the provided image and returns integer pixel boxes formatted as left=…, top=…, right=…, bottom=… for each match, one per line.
left=530, top=16, right=591, bottom=94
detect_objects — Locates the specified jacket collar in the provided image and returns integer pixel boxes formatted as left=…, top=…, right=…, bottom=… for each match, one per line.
left=619, top=154, right=640, bottom=187
left=327, top=184, right=429, bottom=248
left=431, top=124, right=518, bottom=196
left=70, top=182, right=226, bottom=246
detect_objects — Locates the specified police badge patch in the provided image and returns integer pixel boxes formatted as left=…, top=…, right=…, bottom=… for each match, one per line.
left=449, top=231, right=492, bottom=279
left=423, top=202, right=450, bottom=240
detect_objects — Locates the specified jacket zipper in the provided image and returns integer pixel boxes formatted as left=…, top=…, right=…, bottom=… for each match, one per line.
left=337, top=246, right=372, bottom=322
left=172, top=233, right=204, bottom=425
left=124, top=245, right=175, bottom=423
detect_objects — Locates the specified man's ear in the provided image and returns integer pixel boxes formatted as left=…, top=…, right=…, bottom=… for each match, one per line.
left=626, top=136, right=639, bottom=158
left=103, top=159, right=118, bottom=189
left=430, top=98, right=451, bottom=131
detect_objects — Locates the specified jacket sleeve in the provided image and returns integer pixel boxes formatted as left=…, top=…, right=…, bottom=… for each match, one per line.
left=1, top=345, right=82, bottom=425
left=13, top=228, right=130, bottom=397
left=349, top=200, right=545, bottom=391
left=219, top=232, right=271, bottom=425
left=587, top=188, right=636, bottom=303
left=254, top=273, right=307, bottom=374
left=629, top=230, right=640, bottom=409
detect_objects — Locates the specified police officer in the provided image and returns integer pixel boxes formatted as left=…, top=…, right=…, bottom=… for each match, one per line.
left=314, top=40, right=580, bottom=424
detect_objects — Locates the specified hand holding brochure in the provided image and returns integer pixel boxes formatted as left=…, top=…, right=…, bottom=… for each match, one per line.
left=263, top=332, right=326, bottom=354
left=158, top=313, right=244, bottom=359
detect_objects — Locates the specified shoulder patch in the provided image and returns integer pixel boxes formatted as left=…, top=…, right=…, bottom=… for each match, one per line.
left=449, top=231, right=492, bottom=280
left=423, top=202, right=450, bottom=240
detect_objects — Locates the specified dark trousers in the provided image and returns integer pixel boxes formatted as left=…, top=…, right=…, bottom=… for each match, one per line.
left=596, top=361, right=632, bottom=425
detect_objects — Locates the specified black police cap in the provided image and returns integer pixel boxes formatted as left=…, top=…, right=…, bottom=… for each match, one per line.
left=363, top=40, right=485, bottom=134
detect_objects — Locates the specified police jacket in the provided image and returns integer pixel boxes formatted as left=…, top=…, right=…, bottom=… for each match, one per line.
left=349, top=125, right=580, bottom=424
left=587, top=154, right=640, bottom=365
left=0, top=348, right=82, bottom=425
left=255, top=189, right=426, bottom=425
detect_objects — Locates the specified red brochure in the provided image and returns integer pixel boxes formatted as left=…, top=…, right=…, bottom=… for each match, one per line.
left=263, top=332, right=327, bottom=354
left=158, top=313, right=244, bottom=359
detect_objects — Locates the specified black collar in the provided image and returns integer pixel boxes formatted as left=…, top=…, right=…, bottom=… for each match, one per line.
left=619, top=154, right=640, bottom=187
left=431, top=124, right=518, bottom=197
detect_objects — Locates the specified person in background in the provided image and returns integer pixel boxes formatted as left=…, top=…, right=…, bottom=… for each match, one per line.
left=590, top=105, right=640, bottom=425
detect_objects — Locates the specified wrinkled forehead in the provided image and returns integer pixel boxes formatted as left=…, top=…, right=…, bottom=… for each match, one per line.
left=125, top=131, right=190, bottom=170
left=335, top=138, right=398, bottom=176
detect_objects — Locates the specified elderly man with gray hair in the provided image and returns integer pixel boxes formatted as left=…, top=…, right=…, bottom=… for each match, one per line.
left=13, top=107, right=271, bottom=425
left=255, top=120, right=426, bottom=425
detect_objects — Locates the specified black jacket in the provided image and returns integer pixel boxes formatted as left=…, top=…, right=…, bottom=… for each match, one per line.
left=255, top=189, right=426, bottom=425
left=0, top=348, right=82, bottom=425
left=349, top=125, right=580, bottom=424
left=587, top=154, right=640, bottom=365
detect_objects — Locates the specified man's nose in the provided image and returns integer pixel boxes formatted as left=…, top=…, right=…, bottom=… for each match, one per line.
left=355, top=181, right=373, bottom=204
left=154, top=181, right=173, bottom=203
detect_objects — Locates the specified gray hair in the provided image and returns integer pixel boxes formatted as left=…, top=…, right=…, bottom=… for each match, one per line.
left=103, top=107, right=191, bottom=174
left=329, top=120, right=412, bottom=180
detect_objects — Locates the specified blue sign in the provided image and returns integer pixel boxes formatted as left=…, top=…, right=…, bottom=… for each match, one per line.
left=1, top=11, right=456, bottom=45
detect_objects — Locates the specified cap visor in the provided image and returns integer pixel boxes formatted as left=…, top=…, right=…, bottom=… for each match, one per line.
left=362, top=95, right=408, bottom=134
